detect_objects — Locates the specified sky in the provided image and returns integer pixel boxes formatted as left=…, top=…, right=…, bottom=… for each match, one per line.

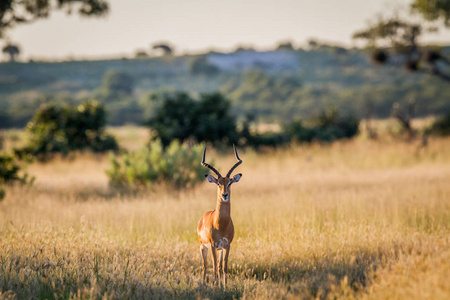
left=5, top=0, right=450, bottom=60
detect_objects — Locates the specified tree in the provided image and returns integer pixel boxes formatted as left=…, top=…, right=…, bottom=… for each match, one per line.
left=2, top=43, right=19, bottom=61
left=392, top=99, right=416, bottom=140
left=102, top=70, right=134, bottom=95
left=353, top=12, right=450, bottom=82
left=0, top=0, right=109, bottom=38
left=15, top=100, right=118, bottom=160
left=147, top=92, right=238, bottom=147
left=134, top=49, right=148, bottom=59
left=0, top=153, right=34, bottom=200
left=412, top=0, right=450, bottom=26
left=276, top=41, right=295, bottom=51
left=189, top=56, right=219, bottom=76
left=427, top=111, right=450, bottom=136
left=152, top=43, right=173, bottom=56
left=286, top=108, right=360, bottom=143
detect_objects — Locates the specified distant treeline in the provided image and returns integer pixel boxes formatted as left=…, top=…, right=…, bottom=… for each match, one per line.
left=10, top=93, right=360, bottom=163
left=1, top=46, right=450, bottom=128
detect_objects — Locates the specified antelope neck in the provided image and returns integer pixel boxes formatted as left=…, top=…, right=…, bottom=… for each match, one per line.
left=214, top=198, right=231, bottom=227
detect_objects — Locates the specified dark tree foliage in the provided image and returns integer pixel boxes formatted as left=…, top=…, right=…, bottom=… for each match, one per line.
left=353, top=13, right=450, bottom=82
left=102, top=70, right=134, bottom=95
left=286, top=108, right=360, bottom=143
left=94, top=70, right=140, bottom=126
left=147, top=92, right=238, bottom=147
left=2, top=43, right=19, bottom=61
left=240, top=109, right=360, bottom=149
left=0, top=153, right=33, bottom=200
left=412, top=0, right=450, bottom=26
left=0, top=153, right=22, bottom=184
left=189, top=56, right=219, bottom=76
left=0, top=0, right=109, bottom=38
left=152, top=43, right=173, bottom=55
left=427, top=112, right=450, bottom=136
left=276, top=41, right=295, bottom=51
left=15, top=100, right=118, bottom=160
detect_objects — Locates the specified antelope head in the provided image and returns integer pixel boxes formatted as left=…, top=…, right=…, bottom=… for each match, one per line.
left=202, top=144, right=242, bottom=203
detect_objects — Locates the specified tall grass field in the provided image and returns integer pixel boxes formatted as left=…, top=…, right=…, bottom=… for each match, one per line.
left=1, top=127, right=449, bottom=299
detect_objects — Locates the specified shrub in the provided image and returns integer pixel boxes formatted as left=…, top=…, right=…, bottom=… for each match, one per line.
left=286, top=108, right=360, bottom=143
left=189, top=56, right=220, bottom=76
left=147, top=92, right=238, bottom=147
left=0, top=153, right=34, bottom=200
left=102, top=70, right=134, bottom=95
left=427, top=112, right=450, bottom=136
left=106, top=140, right=205, bottom=190
left=16, top=100, right=118, bottom=160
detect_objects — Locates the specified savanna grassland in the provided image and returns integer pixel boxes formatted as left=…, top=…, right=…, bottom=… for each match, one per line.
left=1, top=127, right=450, bottom=299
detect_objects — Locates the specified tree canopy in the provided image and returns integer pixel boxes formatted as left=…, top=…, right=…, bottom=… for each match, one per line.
left=2, top=43, right=19, bottom=61
left=412, top=0, right=450, bottom=26
left=147, top=92, right=238, bottom=147
left=0, top=0, right=109, bottom=38
left=152, top=43, right=173, bottom=56
left=102, top=70, right=134, bottom=95
left=353, top=11, right=450, bottom=82
left=15, top=100, right=118, bottom=160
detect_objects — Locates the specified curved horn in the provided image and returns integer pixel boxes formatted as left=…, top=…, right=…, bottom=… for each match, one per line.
left=201, top=146, right=222, bottom=177
left=226, top=144, right=242, bottom=178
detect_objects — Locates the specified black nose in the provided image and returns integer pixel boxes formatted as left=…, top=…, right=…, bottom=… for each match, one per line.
left=222, top=193, right=229, bottom=198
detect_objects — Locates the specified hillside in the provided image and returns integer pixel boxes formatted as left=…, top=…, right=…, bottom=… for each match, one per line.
left=1, top=46, right=450, bottom=127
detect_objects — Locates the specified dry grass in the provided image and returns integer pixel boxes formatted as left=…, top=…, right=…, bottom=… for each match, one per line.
left=1, top=130, right=450, bottom=299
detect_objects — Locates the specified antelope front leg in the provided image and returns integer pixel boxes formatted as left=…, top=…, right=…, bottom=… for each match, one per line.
left=200, top=245, right=208, bottom=285
left=218, top=249, right=224, bottom=288
left=223, top=245, right=230, bottom=288
left=210, top=246, right=219, bottom=285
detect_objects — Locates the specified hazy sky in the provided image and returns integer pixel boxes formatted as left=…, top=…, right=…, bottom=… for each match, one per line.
left=6, top=0, right=450, bottom=60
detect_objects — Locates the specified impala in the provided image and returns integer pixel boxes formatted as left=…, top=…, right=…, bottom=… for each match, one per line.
left=197, top=144, right=242, bottom=287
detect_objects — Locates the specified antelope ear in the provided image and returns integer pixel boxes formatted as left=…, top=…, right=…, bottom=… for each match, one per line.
left=205, top=174, right=218, bottom=184
left=231, top=173, right=242, bottom=184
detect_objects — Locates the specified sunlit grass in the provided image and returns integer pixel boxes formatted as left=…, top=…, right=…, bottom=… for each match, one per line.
left=0, top=131, right=449, bottom=299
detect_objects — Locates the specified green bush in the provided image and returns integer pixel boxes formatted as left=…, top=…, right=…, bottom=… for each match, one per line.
left=16, top=100, right=118, bottom=160
left=0, top=153, right=34, bottom=200
left=286, top=108, right=360, bottom=143
left=102, top=70, right=134, bottom=95
left=147, top=92, right=238, bottom=147
left=106, top=140, right=205, bottom=189
left=427, top=112, right=450, bottom=136
left=189, top=56, right=220, bottom=76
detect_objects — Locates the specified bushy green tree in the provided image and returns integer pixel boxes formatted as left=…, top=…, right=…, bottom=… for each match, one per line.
left=16, top=100, right=118, bottom=160
left=147, top=92, right=238, bottom=147
left=2, top=43, right=19, bottom=61
left=412, top=0, right=450, bottom=26
left=227, top=70, right=302, bottom=119
left=189, top=56, right=219, bottom=76
left=106, top=140, right=205, bottom=189
left=152, top=43, right=173, bottom=56
left=286, top=108, right=360, bottom=143
left=102, top=70, right=134, bottom=95
left=276, top=41, right=295, bottom=51
left=0, top=153, right=34, bottom=200
left=94, top=70, right=141, bottom=125
left=353, top=9, right=450, bottom=82
left=427, top=112, right=450, bottom=136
